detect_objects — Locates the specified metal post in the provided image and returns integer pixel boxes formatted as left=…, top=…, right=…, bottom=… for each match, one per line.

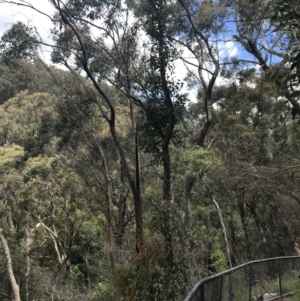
left=183, top=256, right=300, bottom=301
left=201, top=283, right=205, bottom=301
left=229, top=272, right=233, bottom=301
left=249, top=263, right=252, bottom=301
left=278, top=259, right=282, bottom=297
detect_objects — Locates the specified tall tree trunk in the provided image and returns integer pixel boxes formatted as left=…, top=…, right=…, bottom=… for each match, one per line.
left=229, top=205, right=237, bottom=266
left=0, top=228, right=21, bottom=301
left=184, top=175, right=195, bottom=237
left=130, top=99, right=143, bottom=253
left=24, top=226, right=31, bottom=301
left=211, top=194, right=232, bottom=269
left=109, top=124, right=143, bottom=253
left=115, top=163, right=127, bottom=249
left=106, top=192, right=115, bottom=272
left=162, top=146, right=173, bottom=248
left=247, top=201, right=267, bottom=244
left=237, top=194, right=252, bottom=260
left=97, top=142, right=115, bottom=272
left=156, top=10, right=176, bottom=251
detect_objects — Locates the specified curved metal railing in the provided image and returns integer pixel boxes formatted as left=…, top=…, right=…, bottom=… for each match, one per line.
left=184, top=256, right=300, bottom=301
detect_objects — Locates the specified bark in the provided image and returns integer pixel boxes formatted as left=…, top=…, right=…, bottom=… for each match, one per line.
left=211, top=195, right=232, bottom=269
left=115, top=163, right=127, bottom=249
left=237, top=193, right=252, bottom=260
left=25, top=226, right=31, bottom=301
left=0, top=228, right=21, bottom=301
left=157, top=12, right=176, bottom=249
left=184, top=175, right=195, bottom=236
left=130, top=99, right=143, bottom=253
left=229, top=205, right=237, bottom=266
left=115, top=172, right=131, bottom=250
left=247, top=202, right=267, bottom=243
left=84, top=255, right=91, bottom=292
left=97, top=142, right=115, bottom=272
left=106, top=191, right=115, bottom=272
left=162, top=147, right=173, bottom=247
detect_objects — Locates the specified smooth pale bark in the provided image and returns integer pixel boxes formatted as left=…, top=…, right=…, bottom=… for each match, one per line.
left=211, top=195, right=232, bottom=269
left=0, top=228, right=21, bottom=301
left=96, top=141, right=115, bottom=271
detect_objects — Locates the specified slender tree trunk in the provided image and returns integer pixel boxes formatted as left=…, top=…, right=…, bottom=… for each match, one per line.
left=115, top=164, right=127, bottom=249
left=184, top=175, right=195, bottom=236
left=109, top=124, right=143, bottom=253
left=229, top=205, right=237, bottom=266
left=162, top=146, right=173, bottom=247
left=156, top=11, right=176, bottom=251
left=211, top=195, right=232, bottom=269
left=24, top=226, right=31, bottom=301
left=247, top=202, right=267, bottom=243
left=97, top=142, right=115, bottom=272
left=106, top=192, right=115, bottom=272
left=0, top=228, right=21, bottom=301
left=237, top=195, right=252, bottom=260
left=130, top=99, right=143, bottom=253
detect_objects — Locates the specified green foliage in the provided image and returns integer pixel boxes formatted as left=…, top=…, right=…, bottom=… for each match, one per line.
left=183, top=147, right=221, bottom=177
left=0, top=90, right=56, bottom=155
left=0, top=144, right=25, bottom=172
left=114, top=239, right=187, bottom=301
left=0, top=77, right=14, bottom=104
left=138, top=77, right=187, bottom=162
left=271, top=0, right=300, bottom=115
left=209, top=250, right=227, bottom=274
left=0, top=21, right=39, bottom=65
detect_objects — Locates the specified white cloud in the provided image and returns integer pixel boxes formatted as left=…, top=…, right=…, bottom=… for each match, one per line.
left=219, top=41, right=239, bottom=58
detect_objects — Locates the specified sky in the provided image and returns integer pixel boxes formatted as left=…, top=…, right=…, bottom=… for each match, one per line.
left=0, top=0, right=241, bottom=102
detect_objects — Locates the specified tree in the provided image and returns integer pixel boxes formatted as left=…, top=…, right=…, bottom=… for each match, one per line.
left=229, top=0, right=300, bottom=116
left=271, top=0, right=300, bottom=116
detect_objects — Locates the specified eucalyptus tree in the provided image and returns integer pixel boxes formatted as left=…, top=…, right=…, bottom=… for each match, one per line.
left=209, top=69, right=300, bottom=260
left=228, top=0, right=300, bottom=115
left=0, top=89, right=101, bottom=299
left=155, top=0, right=233, bottom=261
left=0, top=144, right=24, bottom=301
left=0, top=0, right=146, bottom=253
left=271, top=0, right=300, bottom=115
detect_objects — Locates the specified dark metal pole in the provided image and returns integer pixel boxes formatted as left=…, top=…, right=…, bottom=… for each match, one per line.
left=249, top=263, right=252, bottom=301
left=229, top=272, right=233, bottom=301
left=278, top=259, right=282, bottom=297
left=202, top=283, right=205, bottom=301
